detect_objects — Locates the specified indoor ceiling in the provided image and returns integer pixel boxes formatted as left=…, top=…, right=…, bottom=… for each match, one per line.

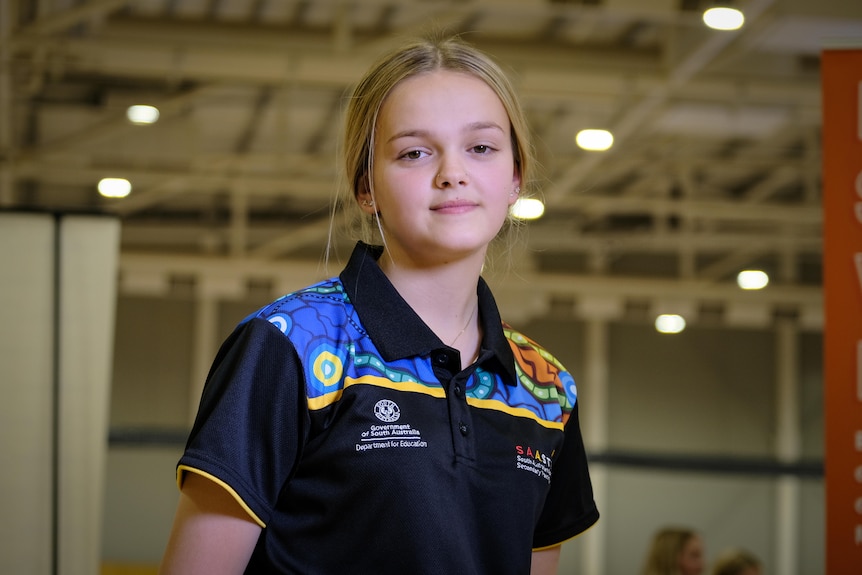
left=4, top=0, right=860, bottom=327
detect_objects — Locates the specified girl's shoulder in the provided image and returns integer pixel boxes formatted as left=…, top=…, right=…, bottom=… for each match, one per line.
left=501, top=322, right=566, bottom=372
left=502, top=321, right=578, bottom=411
left=246, top=277, right=349, bottom=320
left=238, top=277, right=365, bottom=348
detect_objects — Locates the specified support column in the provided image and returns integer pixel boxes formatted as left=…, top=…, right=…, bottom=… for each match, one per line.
left=774, top=316, right=801, bottom=575
left=188, top=274, right=245, bottom=425
left=576, top=291, right=619, bottom=575
left=229, top=184, right=249, bottom=258
left=189, top=294, right=218, bottom=425
left=582, top=316, right=609, bottom=575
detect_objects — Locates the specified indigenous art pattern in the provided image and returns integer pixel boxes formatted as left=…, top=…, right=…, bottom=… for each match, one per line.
left=251, top=280, right=577, bottom=425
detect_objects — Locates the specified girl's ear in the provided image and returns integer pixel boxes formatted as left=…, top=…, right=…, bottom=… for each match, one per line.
left=356, top=175, right=376, bottom=214
left=509, top=170, right=522, bottom=206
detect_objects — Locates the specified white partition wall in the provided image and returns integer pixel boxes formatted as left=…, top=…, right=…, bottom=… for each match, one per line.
left=0, top=213, right=56, bottom=574
left=0, top=212, right=120, bottom=575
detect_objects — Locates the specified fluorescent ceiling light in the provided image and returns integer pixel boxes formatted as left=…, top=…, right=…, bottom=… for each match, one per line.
left=655, top=314, right=686, bottom=334
left=98, top=178, right=132, bottom=198
left=510, top=198, right=545, bottom=220
left=575, top=129, right=614, bottom=151
left=703, top=7, right=745, bottom=31
left=127, top=104, right=160, bottom=125
left=737, top=270, right=769, bottom=290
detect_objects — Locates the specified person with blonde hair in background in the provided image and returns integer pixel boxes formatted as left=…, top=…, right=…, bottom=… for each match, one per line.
left=710, top=548, right=762, bottom=575
left=641, top=526, right=706, bottom=575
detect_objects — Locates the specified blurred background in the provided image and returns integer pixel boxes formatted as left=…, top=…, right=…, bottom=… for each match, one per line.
left=2, top=0, right=860, bottom=573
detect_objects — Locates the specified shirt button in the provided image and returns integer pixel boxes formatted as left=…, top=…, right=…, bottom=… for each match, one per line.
left=459, top=422, right=469, bottom=436
left=435, top=353, right=448, bottom=365
left=454, top=384, right=462, bottom=396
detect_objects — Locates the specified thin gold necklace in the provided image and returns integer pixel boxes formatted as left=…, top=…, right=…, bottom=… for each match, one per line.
left=449, top=303, right=477, bottom=346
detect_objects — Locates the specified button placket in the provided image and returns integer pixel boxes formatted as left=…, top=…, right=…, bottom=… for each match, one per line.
left=431, top=350, right=477, bottom=460
left=448, top=371, right=476, bottom=460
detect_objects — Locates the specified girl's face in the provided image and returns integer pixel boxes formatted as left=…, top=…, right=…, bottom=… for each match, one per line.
left=365, top=70, right=520, bottom=267
left=677, top=535, right=705, bottom=575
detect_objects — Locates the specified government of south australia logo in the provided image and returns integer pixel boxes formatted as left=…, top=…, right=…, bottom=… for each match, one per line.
left=374, top=399, right=400, bottom=422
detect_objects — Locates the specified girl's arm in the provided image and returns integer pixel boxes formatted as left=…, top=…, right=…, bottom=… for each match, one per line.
left=531, top=545, right=561, bottom=575
left=159, top=472, right=262, bottom=575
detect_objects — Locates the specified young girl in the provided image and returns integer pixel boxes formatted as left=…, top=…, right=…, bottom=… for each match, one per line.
left=159, top=35, right=599, bottom=575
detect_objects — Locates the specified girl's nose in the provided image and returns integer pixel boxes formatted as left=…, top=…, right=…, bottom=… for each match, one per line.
left=435, top=163, right=468, bottom=188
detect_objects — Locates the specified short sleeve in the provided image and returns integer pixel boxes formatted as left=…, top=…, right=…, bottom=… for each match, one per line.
left=178, top=317, right=308, bottom=527
left=532, top=399, right=600, bottom=548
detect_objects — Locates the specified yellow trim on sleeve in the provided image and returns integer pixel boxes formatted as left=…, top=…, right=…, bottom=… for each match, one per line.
left=177, top=465, right=267, bottom=528
left=532, top=542, right=563, bottom=552
left=531, top=542, right=562, bottom=553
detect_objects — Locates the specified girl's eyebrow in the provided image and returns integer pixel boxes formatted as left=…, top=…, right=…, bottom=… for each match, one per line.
left=386, top=129, right=430, bottom=144
left=466, top=121, right=506, bottom=134
left=386, top=121, right=506, bottom=144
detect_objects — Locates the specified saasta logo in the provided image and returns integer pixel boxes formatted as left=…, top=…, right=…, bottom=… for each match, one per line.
left=515, top=445, right=553, bottom=466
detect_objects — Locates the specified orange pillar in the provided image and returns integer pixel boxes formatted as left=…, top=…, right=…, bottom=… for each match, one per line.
left=822, top=47, right=862, bottom=574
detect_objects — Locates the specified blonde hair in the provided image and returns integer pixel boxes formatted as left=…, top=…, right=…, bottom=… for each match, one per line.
left=641, top=527, right=700, bottom=575
left=711, top=548, right=761, bottom=575
left=334, top=34, right=535, bottom=252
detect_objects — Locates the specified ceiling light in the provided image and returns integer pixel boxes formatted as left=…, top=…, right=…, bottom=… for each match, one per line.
left=126, top=104, right=160, bottom=125
left=703, top=7, right=744, bottom=31
left=655, top=314, right=686, bottom=334
left=737, top=269, right=769, bottom=290
left=98, top=178, right=131, bottom=198
left=510, top=198, right=545, bottom=220
left=575, top=129, right=614, bottom=151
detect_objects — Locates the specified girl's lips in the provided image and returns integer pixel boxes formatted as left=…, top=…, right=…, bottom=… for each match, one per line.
left=431, top=200, right=477, bottom=212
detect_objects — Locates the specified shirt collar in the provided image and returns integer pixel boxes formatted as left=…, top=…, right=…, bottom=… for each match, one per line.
left=339, top=242, right=517, bottom=386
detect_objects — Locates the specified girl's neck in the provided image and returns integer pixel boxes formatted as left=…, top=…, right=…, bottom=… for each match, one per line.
left=378, top=252, right=484, bottom=369
left=380, top=254, right=480, bottom=303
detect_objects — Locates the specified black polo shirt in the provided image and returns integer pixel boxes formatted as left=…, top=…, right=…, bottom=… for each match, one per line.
left=178, top=242, right=598, bottom=575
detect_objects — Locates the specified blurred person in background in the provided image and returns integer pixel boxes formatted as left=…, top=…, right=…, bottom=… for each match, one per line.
left=710, top=548, right=762, bottom=575
left=641, top=526, right=706, bottom=575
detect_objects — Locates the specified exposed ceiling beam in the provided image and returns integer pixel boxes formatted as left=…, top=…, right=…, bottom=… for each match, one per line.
left=696, top=248, right=770, bottom=282
left=117, top=251, right=823, bottom=313
left=541, top=0, right=778, bottom=204
left=525, top=229, right=819, bottom=254
left=15, top=85, right=213, bottom=161
left=118, top=221, right=820, bottom=257
left=9, top=0, right=128, bottom=39
left=553, top=195, right=821, bottom=226
left=247, top=217, right=333, bottom=259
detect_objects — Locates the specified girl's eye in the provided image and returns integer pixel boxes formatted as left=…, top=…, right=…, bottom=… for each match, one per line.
left=472, top=145, right=490, bottom=154
left=403, top=150, right=424, bottom=160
